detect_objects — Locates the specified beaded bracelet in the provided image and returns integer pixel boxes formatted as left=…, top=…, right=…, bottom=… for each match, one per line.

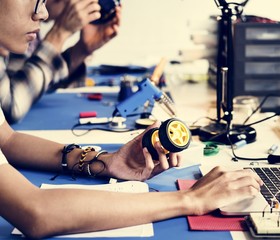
left=61, top=144, right=81, bottom=171
left=87, top=150, right=108, bottom=177
left=78, top=146, right=95, bottom=172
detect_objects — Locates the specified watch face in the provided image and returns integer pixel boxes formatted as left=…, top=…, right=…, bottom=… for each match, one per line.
left=91, top=0, right=121, bottom=25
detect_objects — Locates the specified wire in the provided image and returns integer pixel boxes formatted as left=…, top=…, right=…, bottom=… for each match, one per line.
left=198, top=102, right=279, bottom=161
left=71, top=123, right=136, bottom=137
left=242, top=94, right=280, bottom=125
left=227, top=132, right=268, bottom=161
left=191, top=116, right=217, bottom=126
left=71, top=110, right=151, bottom=137
left=242, top=112, right=279, bottom=129
left=225, top=114, right=280, bottom=161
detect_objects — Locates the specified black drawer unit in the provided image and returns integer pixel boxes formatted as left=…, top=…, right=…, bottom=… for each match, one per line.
left=234, top=23, right=280, bottom=112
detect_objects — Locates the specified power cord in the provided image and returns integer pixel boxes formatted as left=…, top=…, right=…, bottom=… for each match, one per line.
left=242, top=94, right=280, bottom=125
left=225, top=119, right=280, bottom=163
left=71, top=112, right=151, bottom=137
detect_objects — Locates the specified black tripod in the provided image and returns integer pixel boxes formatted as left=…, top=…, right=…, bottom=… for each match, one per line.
left=199, top=0, right=256, bottom=145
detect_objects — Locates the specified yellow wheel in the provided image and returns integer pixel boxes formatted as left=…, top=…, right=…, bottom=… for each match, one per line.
left=159, top=118, right=191, bottom=152
left=142, top=128, right=161, bottom=160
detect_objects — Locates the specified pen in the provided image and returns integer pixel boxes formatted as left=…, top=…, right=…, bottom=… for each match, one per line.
left=268, top=144, right=278, bottom=155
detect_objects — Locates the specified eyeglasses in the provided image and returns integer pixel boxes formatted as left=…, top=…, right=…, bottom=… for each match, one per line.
left=34, top=0, right=47, bottom=14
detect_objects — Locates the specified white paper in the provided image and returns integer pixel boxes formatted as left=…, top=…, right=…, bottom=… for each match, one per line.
left=12, top=181, right=154, bottom=238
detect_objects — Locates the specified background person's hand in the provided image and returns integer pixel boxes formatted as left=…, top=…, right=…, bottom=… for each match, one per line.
left=45, top=0, right=102, bottom=52
left=53, top=0, right=101, bottom=35
left=78, top=6, right=121, bottom=55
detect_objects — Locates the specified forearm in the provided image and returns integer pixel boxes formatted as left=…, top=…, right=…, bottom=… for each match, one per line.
left=44, top=24, right=72, bottom=53
left=63, top=42, right=89, bottom=76
left=0, top=163, right=193, bottom=239
left=0, top=120, right=64, bottom=171
left=1, top=130, right=64, bottom=171
left=44, top=23, right=90, bottom=74
left=37, top=189, right=187, bottom=236
left=0, top=125, right=98, bottom=175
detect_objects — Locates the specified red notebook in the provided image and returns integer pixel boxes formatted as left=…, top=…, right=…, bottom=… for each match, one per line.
left=177, top=179, right=247, bottom=231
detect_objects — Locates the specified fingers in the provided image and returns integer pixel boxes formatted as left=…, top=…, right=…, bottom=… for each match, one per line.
left=169, top=152, right=182, bottom=167
left=228, top=169, right=263, bottom=196
left=149, top=142, right=180, bottom=176
left=87, top=1, right=102, bottom=23
left=143, top=147, right=155, bottom=170
left=214, top=167, right=262, bottom=199
left=207, top=166, right=262, bottom=188
left=62, top=0, right=101, bottom=29
left=241, top=168, right=263, bottom=186
left=189, top=167, right=263, bottom=214
left=0, top=47, right=9, bottom=57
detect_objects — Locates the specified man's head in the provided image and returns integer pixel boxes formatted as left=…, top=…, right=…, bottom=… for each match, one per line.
left=0, top=0, right=48, bottom=53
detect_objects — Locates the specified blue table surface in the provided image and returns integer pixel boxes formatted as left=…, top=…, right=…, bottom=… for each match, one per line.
left=8, top=92, right=233, bottom=239
left=11, top=92, right=141, bottom=131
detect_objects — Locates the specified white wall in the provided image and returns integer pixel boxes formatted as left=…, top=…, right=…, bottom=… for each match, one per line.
left=89, top=0, right=218, bottom=65
left=59, top=0, right=280, bottom=66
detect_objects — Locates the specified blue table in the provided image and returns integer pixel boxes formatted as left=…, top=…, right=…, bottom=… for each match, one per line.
left=11, top=92, right=141, bottom=131
left=7, top=92, right=233, bottom=240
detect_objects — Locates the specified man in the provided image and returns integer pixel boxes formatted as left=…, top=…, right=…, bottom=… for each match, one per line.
left=0, top=0, right=121, bottom=123
left=0, top=1, right=263, bottom=238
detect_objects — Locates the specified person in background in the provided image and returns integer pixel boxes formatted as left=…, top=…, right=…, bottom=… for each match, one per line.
left=0, top=0, right=263, bottom=239
left=0, top=0, right=121, bottom=124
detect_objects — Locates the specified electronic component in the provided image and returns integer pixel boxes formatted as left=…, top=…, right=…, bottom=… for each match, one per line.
left=249, top=212, right=280, bottom=234
left=79, top=111, right=97, bottom=118
left=245, top=211, right=280, bottom=238
left=91, top=0, right=121, bottom=25
left=79, top=117, right=111, bottom=125
left=109, top=116, right=127, bottom=131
